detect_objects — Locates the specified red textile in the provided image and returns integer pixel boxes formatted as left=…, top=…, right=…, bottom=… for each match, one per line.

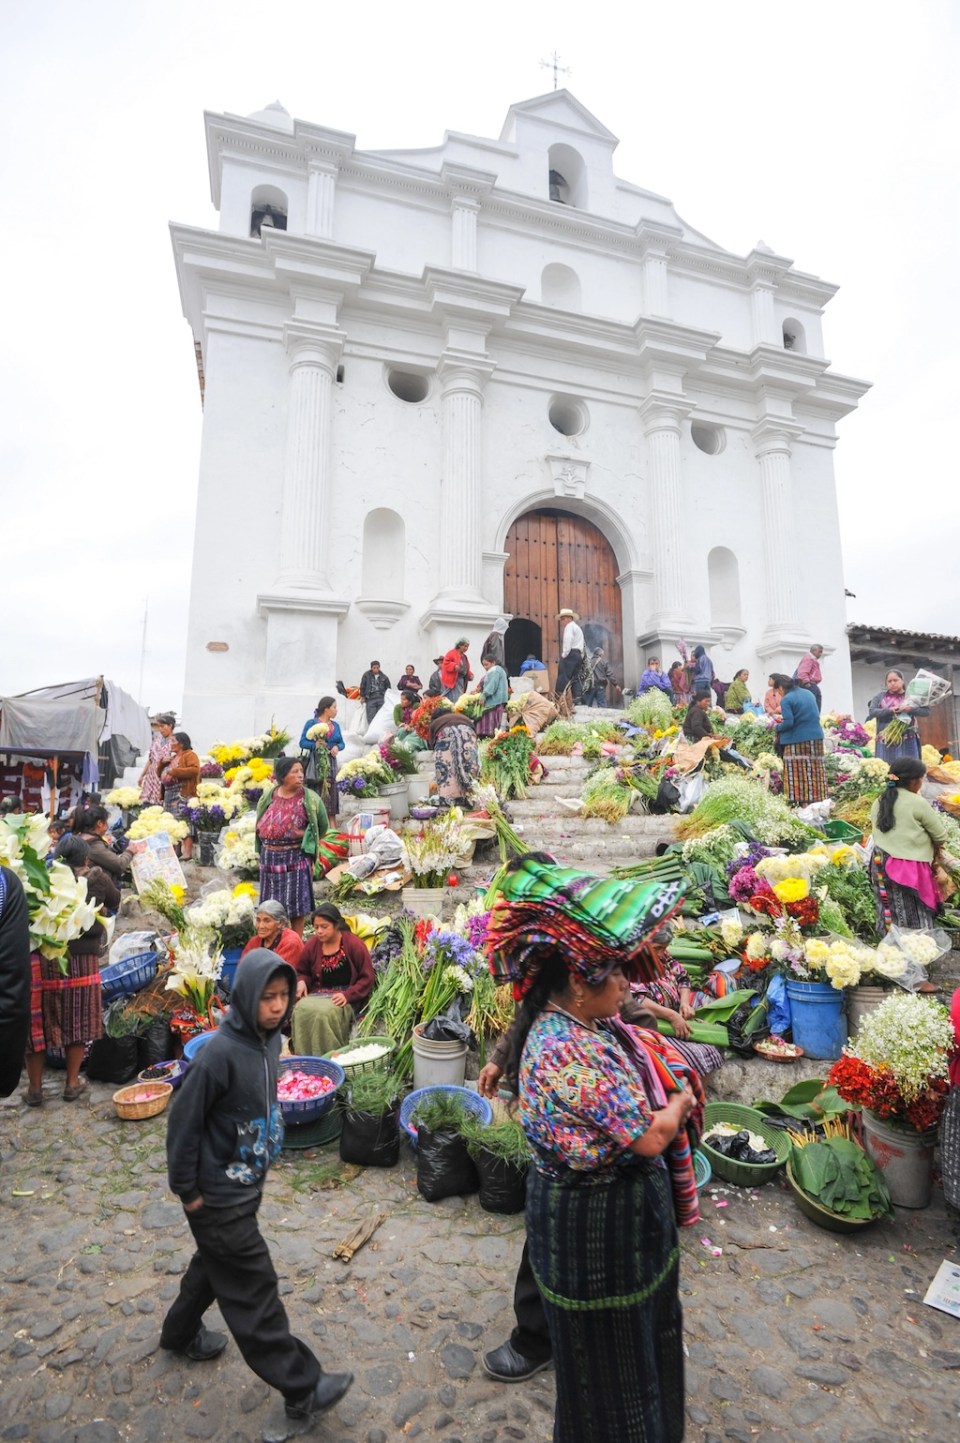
left=950, top=987, right=960, bottom=1089
left=440, top=647, right=471, bottom=689
left=240, top=928, right=304, bottom=970
left=256, top=792, right=308, bottom=844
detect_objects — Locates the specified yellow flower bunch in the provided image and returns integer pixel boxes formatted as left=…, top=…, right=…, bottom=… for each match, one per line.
left=225, top=757, right=276, bottom=789
left=652, top=725, right=679, bottom=740
left=773, top=878, right=809, bottom=904
left=829, top=845, right=857, bottom=867
left=210, top=742, right=250, bottom=768
left=232, top=881, right=257, bottom=899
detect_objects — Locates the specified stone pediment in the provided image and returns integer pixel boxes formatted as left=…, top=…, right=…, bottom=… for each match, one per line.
left=499, top=90, right=619, bottom=148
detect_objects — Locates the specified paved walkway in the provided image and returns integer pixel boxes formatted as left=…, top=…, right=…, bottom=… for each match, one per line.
left=2, top=1080, right=960, bottom=1443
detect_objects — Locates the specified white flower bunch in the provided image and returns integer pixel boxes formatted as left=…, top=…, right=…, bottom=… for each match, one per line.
left=165, top=926, right=223, bottom=1011
left=752, top=751, right=783, bottom=773
left=859, top=757, right=890, bottom=782
left=869, top=942, right=908, bottom=979
left=756, top=852, right=828, bottom=885
left=851, top=993, right=954, bottom=1100
left=187, top=888, right=256, bottom=930
left=720, top=917, right=743, bottom=949
left=444, top=964, right=474, bottom=994
left=105, top=786, right=142, bottom=808
left=31, top=860, right=100, bottom=961
left=126, top=807, right=189, bottom=843
left=218, top=812, right=259, bottom=873
left=895, top=931, right=943, bottom=967
left=804, top=936, right=875, bottom=989
left=745, top=932, right=769, bottom=961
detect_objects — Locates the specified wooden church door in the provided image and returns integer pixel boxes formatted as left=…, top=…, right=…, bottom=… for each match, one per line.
left=503, top=510, right=624, bottom=685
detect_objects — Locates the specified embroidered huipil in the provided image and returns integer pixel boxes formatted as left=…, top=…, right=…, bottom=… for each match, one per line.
left=256, top=792, right=308, bottom=845
left=519, top=1010, right=653, bottom=1184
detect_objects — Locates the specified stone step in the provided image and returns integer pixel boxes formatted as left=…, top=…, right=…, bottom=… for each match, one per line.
left=570, top=705, right=627, bottom=721
left=509, top=813, right=677, bottom=839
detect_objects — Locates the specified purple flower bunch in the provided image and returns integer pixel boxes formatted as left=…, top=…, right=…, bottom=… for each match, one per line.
left=338, top=775, right=370, bottom=794
left=421, top=928, right=476, bottom=975
left=466, top=911, right=490, bottom=952
left=200, top=759, right=224, bottom=779
left=725, top=842, right=770, bottom=886
left=837, top=719, right=870, bottom=746
left=728, top=866, right=760, bottom=902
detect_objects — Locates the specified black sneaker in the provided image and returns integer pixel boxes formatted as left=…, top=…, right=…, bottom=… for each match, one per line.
left=284, top=1372, right=354, bottom=1421
left=165, top=1325, right=228, bottom=1362
left=482, top=1341, right=552, bottom=1382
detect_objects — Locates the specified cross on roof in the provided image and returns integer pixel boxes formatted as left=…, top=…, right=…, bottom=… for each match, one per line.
left=539, top=51, right=571, bottom=90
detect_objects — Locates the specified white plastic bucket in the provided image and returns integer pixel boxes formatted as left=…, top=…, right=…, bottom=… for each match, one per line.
left=412, top=1024, right=467, bottom=1090
left=377, top=781, right=409, bottom=821
left=402, top=886, right=444, bottom=919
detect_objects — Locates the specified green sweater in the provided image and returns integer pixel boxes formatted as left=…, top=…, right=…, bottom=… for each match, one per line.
left=725, top=679, right=751, bottom=713
left=870, top=789, right=949, bottom=862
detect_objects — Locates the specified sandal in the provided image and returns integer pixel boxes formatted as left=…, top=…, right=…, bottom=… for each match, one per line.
left=24, top=1088, right=44, bottom=1108
left=63, top=1080, right=88, bottom=1102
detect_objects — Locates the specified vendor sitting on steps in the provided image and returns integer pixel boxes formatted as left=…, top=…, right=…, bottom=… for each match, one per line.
left=674, top=691, right=752, bottom=773
left=291, top=903, right=375, bottom=1056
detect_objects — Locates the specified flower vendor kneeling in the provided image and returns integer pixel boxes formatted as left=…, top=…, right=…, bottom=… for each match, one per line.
left=290, top=903, right=375, bottom=1056
left=255, top=757, right=328, bottom=936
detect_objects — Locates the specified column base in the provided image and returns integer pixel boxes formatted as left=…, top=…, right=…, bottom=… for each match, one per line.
left=257, top=590, right=349, bottom=694
left=636, top=623, right=712, bottom=660
left=755, top=631, right=812, bottom=664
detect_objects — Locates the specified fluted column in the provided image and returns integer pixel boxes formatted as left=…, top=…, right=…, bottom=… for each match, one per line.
left=307, top=163, right=337, bottom=238
left=277, top=331, right=343, bottom=591
left=436, top=361, right=490, bottom=600
left=451, top=200, right=479, bottom=271
left=640, top=402, right=690, bottom=623
left=751, top=283, right=777, bottom=346
left=643, top=252, right=669, bottom=318
left=753, top=425, right=801, bottom=632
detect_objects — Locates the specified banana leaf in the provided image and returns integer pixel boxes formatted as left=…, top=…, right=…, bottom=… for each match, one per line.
left=690, top=990, right=757, bottom=1022
left=656, top=1019, right=730, bottom=1046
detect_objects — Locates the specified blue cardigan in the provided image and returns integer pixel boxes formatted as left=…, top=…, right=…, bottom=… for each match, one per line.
left=777, top=687, right=824, bottom=745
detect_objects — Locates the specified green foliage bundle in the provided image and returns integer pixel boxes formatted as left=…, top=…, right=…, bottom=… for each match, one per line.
left=791, top=1134, right=892, bottom=1220
left=410, top=1091, right=473, bottom=1133
left=347, top=1069, right=400, bottom=1116
left=462, top=1116, right=530, bottom=1166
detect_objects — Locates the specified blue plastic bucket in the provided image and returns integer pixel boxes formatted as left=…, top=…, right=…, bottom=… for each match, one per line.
left=183, top=1030, right=218, bottom=1061
left=220, top=947, right=243, bottom=994
left=784, top=980, right=847, bottom=1060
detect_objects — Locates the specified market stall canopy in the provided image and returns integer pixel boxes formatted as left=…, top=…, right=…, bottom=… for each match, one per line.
left=0, top=677, right=151, bottom=786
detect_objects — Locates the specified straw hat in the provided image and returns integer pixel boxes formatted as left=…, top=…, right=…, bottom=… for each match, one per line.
left=556, top=608, right=580, bottom=621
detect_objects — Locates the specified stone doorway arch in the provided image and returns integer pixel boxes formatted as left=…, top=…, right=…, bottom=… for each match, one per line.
left=503, top=509, right=624, bottom=688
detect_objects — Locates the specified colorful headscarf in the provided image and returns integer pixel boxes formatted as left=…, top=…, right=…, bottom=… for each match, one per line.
left=485, top=857, right=683, bottom=998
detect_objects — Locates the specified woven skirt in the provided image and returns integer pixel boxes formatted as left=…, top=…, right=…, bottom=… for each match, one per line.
left=475, top=704, right=504, bottom=738
left=259, top=844, right=314, bottom=920
left=527, top=1163, right=684, bottom=1443
left=291, top=997, right=354, bottom=1057
left=870, top=847, right=938, bottom=932
left=781, top=739, right=827, bottom=806
left=29, top=951, right=103, bottom=1052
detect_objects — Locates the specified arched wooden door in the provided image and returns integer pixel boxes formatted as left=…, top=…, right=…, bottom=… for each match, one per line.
left=503, top=509, right=623, bottom=684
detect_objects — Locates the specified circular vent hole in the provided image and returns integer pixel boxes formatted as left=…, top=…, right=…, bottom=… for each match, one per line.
left=548, top=396, right=587, bottom=436
left=691, top=422, right=724, bottom=455
left=388, top=370, right=429, bottom=403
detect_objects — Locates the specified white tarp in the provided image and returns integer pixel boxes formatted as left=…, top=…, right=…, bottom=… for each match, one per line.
left=0, top=677, right=151, bottom=757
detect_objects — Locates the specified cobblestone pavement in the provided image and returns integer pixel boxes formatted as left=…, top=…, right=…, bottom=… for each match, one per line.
left=2, top=1082, right=960, bottom=1443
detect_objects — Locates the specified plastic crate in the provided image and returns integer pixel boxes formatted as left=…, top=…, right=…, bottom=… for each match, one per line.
left=823, top=819, right=864, bottom=843
left=700, top=1102, right=790, bottom=1186
left=399, top=1085, right=493, bottom=1150
left=100, top=950, right=160, bottom=1003
left=277, top=1056, right=345, bottom=1124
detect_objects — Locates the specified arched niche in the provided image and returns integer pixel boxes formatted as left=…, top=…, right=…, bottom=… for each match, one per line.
left=251, top=183, right=289, bottom=238
left=547, top=143, right=588, bottom=209
left=707, top=546, right=742, bottom=629
left=782, top=318, right=807, bottom=354
left=541, top=262, right=581, bottom=310
left=361, top=508, right=405, bottom=600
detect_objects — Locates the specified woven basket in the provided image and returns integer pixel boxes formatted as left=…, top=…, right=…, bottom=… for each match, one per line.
left=113, top=1081, right=173, bottom=1120
left=399, top=1085, right=493, bottom=1150
left=277, top=1056, right=345, bottom=1124
left=701, top=1102, right=790, bottom=1186
left=785, top=1158, right=877, bottom=1234
left=324, top=1036, right=396, bottom=1076
left=101, top=951, right=161, bottom=1004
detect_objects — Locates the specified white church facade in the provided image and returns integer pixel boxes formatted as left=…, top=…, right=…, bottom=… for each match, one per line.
left=172, top=91, right=869, bottom=746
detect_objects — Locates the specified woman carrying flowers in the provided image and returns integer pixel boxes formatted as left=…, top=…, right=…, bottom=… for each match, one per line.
left=771, top=673, right=826, bottom=805
left=24, top=837, right=117, bottom=1106
left=255, top=758, right=328, bottom=936
left=869, top=755, right=950, bottom=931
left=298, top=696, right=343, bottom=821
left=138, top=712, right=176, bottom=805
left=867, top=669, right=930, bottom=764
left=429, top=703, right=480, bottom=807
left=291, top=903, right=374, bottom=1056
left=474, top=655, right=509, bottom=738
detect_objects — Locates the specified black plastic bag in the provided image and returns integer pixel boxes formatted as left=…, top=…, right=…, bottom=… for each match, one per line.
left=420, top=1016, right=471, bottom=1044
left=137, top=1018, right=176, bottom=1070
left=340, top=1106, right=400, bottom=1168
left=416, top=1125, right=478, bottom=1202
left=85, top=1035, right=139, bottom=1083
left=474, top=1149, right=528, bottom=1215
left=650, top=778, right=681, bottom=814
left=726, top=994, right=770, bottom=1057
left=707, top=1129, right=776, bottom=1166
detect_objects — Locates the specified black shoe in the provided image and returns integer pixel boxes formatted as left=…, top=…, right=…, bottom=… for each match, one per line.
left=284, top=1372, right=354, bottom=1421
left=164, top=1325, right=229, bottom=1361
left=482, top=1341, right=552, bottom=1382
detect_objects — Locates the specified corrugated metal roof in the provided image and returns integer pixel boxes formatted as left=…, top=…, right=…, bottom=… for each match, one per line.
left=847, top=624, right=960, bottom=648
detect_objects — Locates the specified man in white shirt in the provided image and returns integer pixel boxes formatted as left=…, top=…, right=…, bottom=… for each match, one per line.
left=555, top=608, right=585, bottom=702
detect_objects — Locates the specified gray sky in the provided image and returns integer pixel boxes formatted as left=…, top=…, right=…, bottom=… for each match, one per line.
left=2, top=0, right=957, bottom=717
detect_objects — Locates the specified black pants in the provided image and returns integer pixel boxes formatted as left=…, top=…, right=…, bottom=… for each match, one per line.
left=509, top=1238, right=552, bottom=1363
left=555, top=650, right=583, bottom=702
left=160, top=1198, right=321, bottom=1401
left=798, top=681, right=822, bottom=711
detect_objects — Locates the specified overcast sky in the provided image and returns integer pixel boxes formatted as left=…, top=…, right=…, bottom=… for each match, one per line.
left=2, top=0, right=957, bottom=717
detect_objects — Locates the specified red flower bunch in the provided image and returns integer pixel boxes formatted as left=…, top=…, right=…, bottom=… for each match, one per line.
left=785, top=895, right=819, bottom=928
left=409, top=695, right=443, bottom=742
left=413, top=917, right=436, bottom=950
left=748, top=889, right=782, bottom=919
left=828, top=1054, right=950, bottom=1131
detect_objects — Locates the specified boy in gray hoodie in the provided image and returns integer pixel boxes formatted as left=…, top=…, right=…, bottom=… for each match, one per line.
left=160, top=950, right=352, bottom=1433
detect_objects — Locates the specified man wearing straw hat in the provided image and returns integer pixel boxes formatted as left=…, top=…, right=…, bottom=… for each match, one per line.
left=554, top=608, right=585, bottom=703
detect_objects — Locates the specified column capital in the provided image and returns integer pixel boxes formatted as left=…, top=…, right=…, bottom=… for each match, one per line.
left=440, top=162, right=496, bottom=205
left=751, top=418, right=804, bottom=455
left=437, top=353, right=495, bottom=397
left=638, top=396, right=693, bottom=435
left=284, top=323, right=345, bottom=372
